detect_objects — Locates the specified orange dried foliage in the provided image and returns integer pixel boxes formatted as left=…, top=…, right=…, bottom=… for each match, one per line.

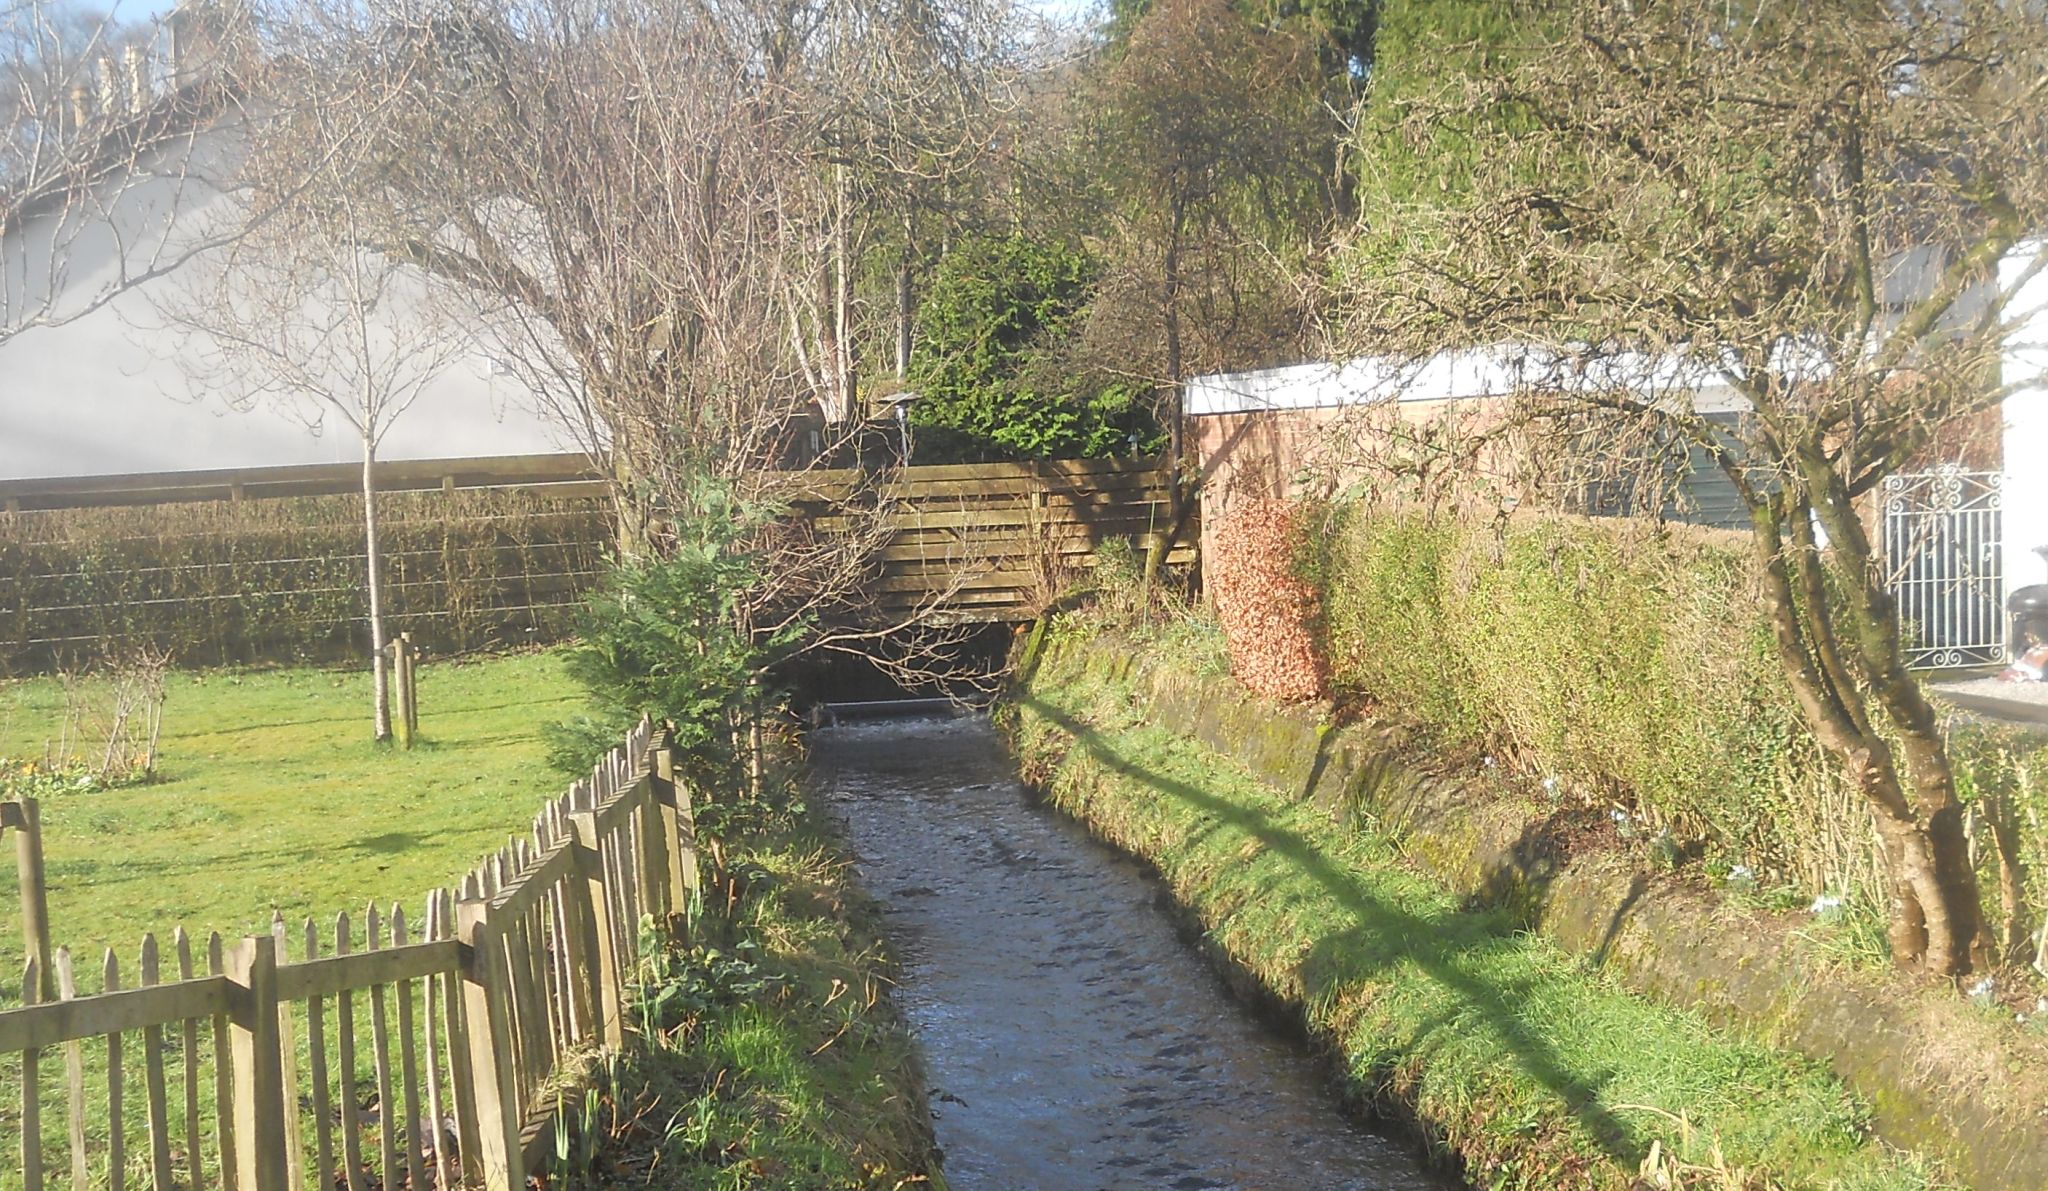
left=1210, top=498, right=1327, bottom=702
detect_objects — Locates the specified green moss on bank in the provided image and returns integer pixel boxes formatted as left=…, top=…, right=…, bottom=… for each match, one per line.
left=564, top=767, right=944, bottom=1190
left=1007, top=627, right=1948, bottom=1190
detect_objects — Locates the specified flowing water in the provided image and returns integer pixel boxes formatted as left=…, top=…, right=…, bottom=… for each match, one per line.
left=811, top=713, right=1443, bottom=1191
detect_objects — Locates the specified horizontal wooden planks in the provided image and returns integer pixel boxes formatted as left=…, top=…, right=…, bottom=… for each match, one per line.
left=273, top=939, right=462, bottom=1002
left=0, top=977, right=229, bottom=1053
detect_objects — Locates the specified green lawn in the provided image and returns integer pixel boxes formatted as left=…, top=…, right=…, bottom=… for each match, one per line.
left=0, top=650, right=583, bottom=1001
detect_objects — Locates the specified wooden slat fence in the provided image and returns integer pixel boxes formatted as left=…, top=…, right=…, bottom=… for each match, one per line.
left=0, top=455, right=605, bottom=514
left=0, top=714, right=698, bottom=1190
left=786, top=458, right=1198, bottom=622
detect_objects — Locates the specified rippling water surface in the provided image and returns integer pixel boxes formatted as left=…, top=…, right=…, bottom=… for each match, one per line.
left=812, top=713, right=1442, bottom=1191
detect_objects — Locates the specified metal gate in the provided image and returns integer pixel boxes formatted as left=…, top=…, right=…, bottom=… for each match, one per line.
left=1882, top=466, right=2003, bottom=669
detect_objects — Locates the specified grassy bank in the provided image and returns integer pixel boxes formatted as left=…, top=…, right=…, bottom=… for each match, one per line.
left=1008, top=623, right=1949, bottom=1190
left=566, top=758, right=944, bottom=1190
left=0, top=650, right=582, bottom=995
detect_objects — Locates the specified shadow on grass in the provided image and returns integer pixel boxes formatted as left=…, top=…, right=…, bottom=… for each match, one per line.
left=1020, top=693, right=1645, bottom=1168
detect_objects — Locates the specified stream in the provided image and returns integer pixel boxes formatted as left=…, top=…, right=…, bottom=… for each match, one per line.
left=811, top=712, right=1443, bottom=1191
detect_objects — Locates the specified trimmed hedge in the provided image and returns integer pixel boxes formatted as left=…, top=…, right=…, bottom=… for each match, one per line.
left=1, top=491, right=611, bottom=672
left=1297, top=502, right=1879, bottom=902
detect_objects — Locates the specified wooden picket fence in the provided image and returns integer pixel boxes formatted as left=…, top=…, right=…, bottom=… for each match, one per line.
left=0, top=714, right=700, bottom=1190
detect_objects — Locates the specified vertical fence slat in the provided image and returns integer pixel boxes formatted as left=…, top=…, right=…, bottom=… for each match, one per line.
left=175, top=931, right=202, bottom=1191
left=421, top=896, right=452, bottom=1191
left=568, top=812, right=623, bottom=1048
left=269, top=913, right=304, bottom=1191
left=22, top=956, right=43, bottom=1191
left=366, top=904, right=399, bottom=1191
left=207, top=934, right=237, bottom=1191
left=55, top=949, right=86, bottom=1191
left=517, top=902, right=551, bottom=1084
left=498, top=909, right=534, bottom=1123
left=536, top=825, right=571, bottom=1056
left=103, top=950, right=125, bottom=1191
left=335, top=914, right=365, bottom=1191
left=391, top=907, right=428, bottom=1191
left=303, top=920, right=336, bottom=1191
left=138, top=936, right=173, bottom=1191
left=58, top=948, right=87, bottom=1191
left=555, top=861, right=596, bottom=1047
left=440, top=889, right=482, bottom=1182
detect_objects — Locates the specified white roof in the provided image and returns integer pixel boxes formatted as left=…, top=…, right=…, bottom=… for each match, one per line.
left=1186, top=346, right=1756, bottom=418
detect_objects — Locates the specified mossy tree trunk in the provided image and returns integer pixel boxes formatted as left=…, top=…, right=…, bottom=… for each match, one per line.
left=1748, top=457, right=1979, bottom=977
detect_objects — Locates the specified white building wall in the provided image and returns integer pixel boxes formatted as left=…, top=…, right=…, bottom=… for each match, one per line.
left=2001, top=247, right=2048, bottom=616
left=0, top=124, right=568, bottom=483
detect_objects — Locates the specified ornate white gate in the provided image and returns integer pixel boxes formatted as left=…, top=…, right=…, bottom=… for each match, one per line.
left=1882, top=466, right=2004, bottom=669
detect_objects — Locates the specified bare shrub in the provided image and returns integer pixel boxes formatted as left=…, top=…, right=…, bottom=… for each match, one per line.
left=48, top=644, right=170, bottom=783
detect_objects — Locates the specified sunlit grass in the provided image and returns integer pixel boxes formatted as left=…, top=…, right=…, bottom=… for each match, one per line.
left=0, top=649, right=582, bottom=998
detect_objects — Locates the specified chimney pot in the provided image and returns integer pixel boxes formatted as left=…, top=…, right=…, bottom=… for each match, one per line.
left=94, top=56, right=121, bottom=118
left=125, top=46, right=150, bottom=115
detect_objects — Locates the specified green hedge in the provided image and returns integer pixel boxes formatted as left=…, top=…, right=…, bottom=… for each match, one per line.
left=1304, top=502, right=1880, bottom=900
left=0, top=491, right=611, bottom=673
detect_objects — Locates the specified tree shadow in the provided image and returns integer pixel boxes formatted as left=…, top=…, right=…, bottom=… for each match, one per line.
left=1020, top=694, right=1646, bottom=1168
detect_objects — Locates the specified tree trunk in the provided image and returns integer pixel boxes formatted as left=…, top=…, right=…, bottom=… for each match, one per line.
left=1986, top=790, right=2032, bottom=961
left=832, top=161, right=856, bottom=422
left=361, top=441, right=391, bottom=743
left=896, top=207, right=914, bottom=381
left=896, top=261, right=913, bottom=381
left=1750, top=486, right=1981, bottom=978
left=1145, top=200, right=1188, bottom=589
left=1800, top=459, right=1982, bottom=975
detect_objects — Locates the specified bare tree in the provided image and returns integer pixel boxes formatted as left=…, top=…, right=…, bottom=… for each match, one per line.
left=240, top=0, right=1021, bottom=680
left=157, top=148, right=460, bottom=742
left=1081, top=0, right=1336, bottom=576
left=1338, top=0, right=2048, bottom=978
left=2, top=0, right=245, bottom=346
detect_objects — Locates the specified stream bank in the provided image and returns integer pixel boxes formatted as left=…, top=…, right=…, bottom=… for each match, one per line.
left=1005, top=620, right=1959, bottom=1190
left=812, top=712, right=1441, bottom=1190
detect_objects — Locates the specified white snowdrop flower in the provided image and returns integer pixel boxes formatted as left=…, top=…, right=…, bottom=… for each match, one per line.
left=1809, top=894, right=1843, bottom=914
left=1729, top=865, right=1754, bottom=879
left=1541, top=777, right=1559, bottom=793
left=1968, top=976, right=1998, bottom=1003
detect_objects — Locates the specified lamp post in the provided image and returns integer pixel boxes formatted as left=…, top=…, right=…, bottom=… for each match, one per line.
left=879, top=391, right=920, bottom=465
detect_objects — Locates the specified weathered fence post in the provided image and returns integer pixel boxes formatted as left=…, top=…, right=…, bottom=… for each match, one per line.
left=648, top=738, right=700, bottom=918
left=9, top=799, right=54, bottom=1003
left=401, top=632, right=420, bottom=738
left=390, top=638, right=416, bottom=751
left=567, top=811, right=625, bottom=1047
left=225, top=935, right=287, bottom=1191
left=457, top=897, right=525, bottom=1191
